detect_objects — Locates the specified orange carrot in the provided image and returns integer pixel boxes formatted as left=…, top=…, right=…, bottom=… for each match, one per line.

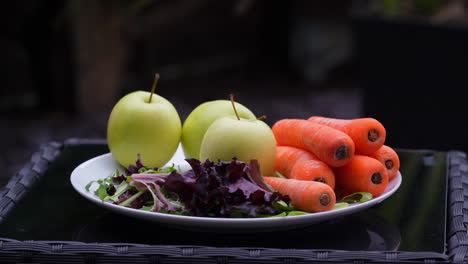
left=368, top=145, right=400, bottom=181
left=307, top=116, right=386, bottom=155
left=272, top=119, right=355, bottom=167
left=275, top=146, right=316, bottom=177
left=274, top=146, right=335, bottom=188
left=291, top=160, right=335, bottom=189
left=333, top=155, right=389, bottom=197
left=264, top=177, right=336, bottom=212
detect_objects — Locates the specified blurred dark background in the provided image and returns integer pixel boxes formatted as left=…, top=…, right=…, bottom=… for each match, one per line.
left=1, top=0, right=468, bottom=185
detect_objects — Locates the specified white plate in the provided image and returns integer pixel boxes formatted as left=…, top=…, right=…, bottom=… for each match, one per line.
left=70, top=145, right=402, bottom=232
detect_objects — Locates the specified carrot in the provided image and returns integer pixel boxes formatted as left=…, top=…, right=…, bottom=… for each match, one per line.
left=368, top=145, right=400, bottom=181
left=272, top=119, right=355, bottom=167
left=274, top=146, right=316, bottom=177
left=307, top=116, right=386, bottom=155
left=333, top=155, right=389, bottom=198
left=274, top=146, right=335, bottom=188
left=291, top=160, right=335, bottom=189
left=264, top=177, right=336, bottom=212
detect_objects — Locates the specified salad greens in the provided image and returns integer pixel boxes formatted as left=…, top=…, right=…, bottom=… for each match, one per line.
left=87, top=156, right=296, bottom=217
left=340, top=192, right=373, bottom=204
left=86, top=155, right=373, bottom=218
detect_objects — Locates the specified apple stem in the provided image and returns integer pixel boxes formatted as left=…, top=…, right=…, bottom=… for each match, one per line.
left=257, top=115, right=267, bottom=121
left=148, top=73, right=160, bottom=103
left=229, top=93, right=240, bottom=120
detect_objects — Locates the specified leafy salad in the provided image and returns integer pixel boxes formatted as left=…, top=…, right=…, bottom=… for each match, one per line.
left=86, top=156, right=372, bottom=218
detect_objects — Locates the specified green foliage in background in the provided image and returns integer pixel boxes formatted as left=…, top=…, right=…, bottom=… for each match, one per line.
left=375, top=0, right=445, bottom=17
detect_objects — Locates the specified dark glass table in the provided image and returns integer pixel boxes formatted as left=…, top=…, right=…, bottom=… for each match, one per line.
left=0, top=138, right=466, bottom=263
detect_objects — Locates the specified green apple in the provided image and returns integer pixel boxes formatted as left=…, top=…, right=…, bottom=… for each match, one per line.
left=199, top=116, right=277, bottom=176
left=107, top=77, right=181, bottom=168
left=181, top=100, right=256, bottom=159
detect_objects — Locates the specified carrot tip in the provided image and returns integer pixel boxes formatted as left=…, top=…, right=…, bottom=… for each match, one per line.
left=319, top=193, right=331, bottom=206
left=334, top=145, right=349, bottom=160
left=371, top=172, right=383, bottom=184
left=368, top=129, right=379, bottom=142
left=385, top=160, right=393, bottom=170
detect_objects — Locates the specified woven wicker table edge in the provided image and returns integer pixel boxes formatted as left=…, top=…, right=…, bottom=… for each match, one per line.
left=0, top=238, right=451, bottom=263
left=446, top=150, right=468, bottom=264
left=0, top=140, right=63, bottom=223
left=0, top=138, right=106, bottom=223
left=0, top=139, right=466, bottom=263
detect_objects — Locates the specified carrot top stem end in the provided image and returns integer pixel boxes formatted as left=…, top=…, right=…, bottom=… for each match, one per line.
left=371, top=172, right=383, bottom=184
left=334, top=145, right=349, bottom=161
left=319, top=193, right=331, bottom=206
left=385, top=160, right=394, bottom=169
left=368, top=129, right=379, bottom=142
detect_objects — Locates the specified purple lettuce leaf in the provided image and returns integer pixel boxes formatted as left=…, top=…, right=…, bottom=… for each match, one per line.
left=125, top=154, right=145, bottom=176
left=128, top=191, right=152, bottom=209
left=112, top=175, right=127, bottom=185
left=115, top=188, right=138, bottom=205
left=245, top=159, right=275, bottom=192
left=162, top=158, right=291, bottom=217
left=124, top=153, right=161, bottom=176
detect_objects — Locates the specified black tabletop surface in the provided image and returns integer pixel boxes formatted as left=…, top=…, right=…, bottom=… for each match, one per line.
left=0, top=143, right=448, bottom=253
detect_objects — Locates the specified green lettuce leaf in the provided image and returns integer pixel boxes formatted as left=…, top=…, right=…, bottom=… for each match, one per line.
left=340, top=192, right=373, bottom=203
left=274, top=171, right=287, bottom=179
left=333, top=202, right=350, bottom=210
left=85, top=173, right=117, bottom=200
left=103, top=181, right=131, bottom=202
